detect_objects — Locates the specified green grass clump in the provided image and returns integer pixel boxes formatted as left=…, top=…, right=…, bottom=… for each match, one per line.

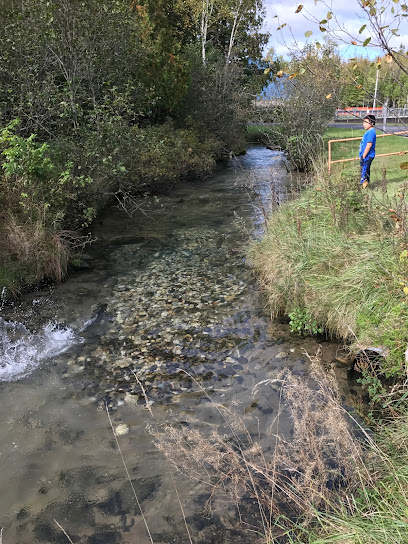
left=0, top=263, right=24, bottom=299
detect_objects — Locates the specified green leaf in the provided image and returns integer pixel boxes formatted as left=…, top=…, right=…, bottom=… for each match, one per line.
left=392, top=0, right=399, bottom=3
left=305, top=30, right=313, bottom=37
left=370, top=7, right=377, bottom=14
left=299, top=67, right=306, bottom=74
left=359, top=24, right=366, bottom=33
left=320, top=19, right=327, bottom=24
left=363, top=37, right=372, bottom=46
left=391, top=28, right=400, bottom=35
left=402, top=4, right=408, bottom=11
left=315, top=41, right=321, bottom=49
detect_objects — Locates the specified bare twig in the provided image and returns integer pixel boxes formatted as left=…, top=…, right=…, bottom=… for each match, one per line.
left=54, top=520, right=74, bottom=544
left=105, top=403, right=155, bottom=544
left=131, top=371, right=194, bottom=544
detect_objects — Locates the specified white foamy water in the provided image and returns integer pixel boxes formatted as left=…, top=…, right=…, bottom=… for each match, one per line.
left=0, top=317, right=76, bottom=381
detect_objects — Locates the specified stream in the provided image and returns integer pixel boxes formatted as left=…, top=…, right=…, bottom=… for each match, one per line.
left=0, top=147, right=359, bottom=544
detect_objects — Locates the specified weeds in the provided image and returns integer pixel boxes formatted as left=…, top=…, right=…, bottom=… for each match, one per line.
left=303, top=413, right=408, bottom=544
left=1, top=213, right=70, bottom=283
left=288, top=308, right=323, bottom=336
left=149, top=359, right=366, bottom=540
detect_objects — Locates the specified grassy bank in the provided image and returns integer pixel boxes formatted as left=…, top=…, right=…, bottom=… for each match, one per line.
left=251, top=127, right=408, bottom=382
left=292, top=414, right=408, bottom=544
left=250, top=126, right=408, bottom=543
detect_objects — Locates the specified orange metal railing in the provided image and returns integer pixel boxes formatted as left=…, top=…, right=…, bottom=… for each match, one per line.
left=328, top=131, right=408, bottom=174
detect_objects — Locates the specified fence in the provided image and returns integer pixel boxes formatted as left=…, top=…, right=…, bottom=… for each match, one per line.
left=335, top=107, right=408, bottom=121
left=328, top=132, right=408, bottom=174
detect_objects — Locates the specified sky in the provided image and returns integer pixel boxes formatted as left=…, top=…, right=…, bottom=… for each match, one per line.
left=262, top=0, right=408, bottom=61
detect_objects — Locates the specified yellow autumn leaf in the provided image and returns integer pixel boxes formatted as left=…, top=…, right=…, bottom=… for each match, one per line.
left=288, top=73, right=298, bottom=79
left=276, top=70, right=284, bottom=78
left=326, top=93, right=332, bottom=99
left=403, top=287, right=408, bottom=295
left=295, top=4, right=303, bottom=13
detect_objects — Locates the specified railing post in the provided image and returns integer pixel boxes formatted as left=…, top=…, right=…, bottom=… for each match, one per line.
left=328, top=140, right=332, bottom=175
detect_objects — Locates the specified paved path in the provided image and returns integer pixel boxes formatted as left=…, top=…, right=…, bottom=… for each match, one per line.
left=329, top=122, right=407, bottom=134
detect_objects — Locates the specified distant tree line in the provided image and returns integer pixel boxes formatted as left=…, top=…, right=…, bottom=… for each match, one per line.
left=339, top=52, right=408, bottom=108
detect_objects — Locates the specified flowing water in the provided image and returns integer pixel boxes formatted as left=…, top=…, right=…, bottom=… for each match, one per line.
left=0, top=147, right=359, bottom=544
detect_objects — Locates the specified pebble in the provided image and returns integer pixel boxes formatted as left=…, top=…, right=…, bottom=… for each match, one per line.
left=115, top=424, right=130, bottom=436
left=275, top=352, right=288, bottom=359
left=124, top=393, right=139, bottom=405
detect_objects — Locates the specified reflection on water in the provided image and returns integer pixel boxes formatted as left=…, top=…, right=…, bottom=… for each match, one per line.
left=0, top=147, right=351, bottom=543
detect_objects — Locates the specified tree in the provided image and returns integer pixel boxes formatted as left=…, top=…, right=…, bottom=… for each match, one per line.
left=262, top=42, right=341, bottom=170
left=293, top=0, right=408, bottom=108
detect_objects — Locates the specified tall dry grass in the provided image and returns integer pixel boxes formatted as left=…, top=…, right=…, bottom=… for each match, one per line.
left=150, top=359, right=368, bottom=541
left=0, top=212, right=70, bottom=284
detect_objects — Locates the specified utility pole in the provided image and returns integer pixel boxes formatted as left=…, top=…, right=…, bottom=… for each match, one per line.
left=383, top=99, right=388, bottom=133
left=373, top=65, right=379, bottom=112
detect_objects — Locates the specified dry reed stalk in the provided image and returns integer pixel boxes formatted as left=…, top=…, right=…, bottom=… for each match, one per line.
left=3, top=214, right=70, bottom=282
left=105, top=402, right=155, bottom=544
left=131, top=371, right=194, bottom=544
left=53, top=520, right=74, bottom=544
left=150, top=355, right=367, bottom=538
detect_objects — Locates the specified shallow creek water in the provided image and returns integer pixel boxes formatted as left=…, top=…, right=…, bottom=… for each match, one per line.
left=0, top=147, right=359, bottom=544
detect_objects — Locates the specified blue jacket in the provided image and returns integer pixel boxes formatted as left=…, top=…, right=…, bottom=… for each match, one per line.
left=359, top=128, right=376, bottom=159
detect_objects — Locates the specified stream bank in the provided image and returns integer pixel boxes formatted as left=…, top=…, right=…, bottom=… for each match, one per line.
left=0, top=146, right=361, bottom=544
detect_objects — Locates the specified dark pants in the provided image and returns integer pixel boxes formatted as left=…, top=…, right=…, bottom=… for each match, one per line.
left=360, top=156, right=374, bottom=184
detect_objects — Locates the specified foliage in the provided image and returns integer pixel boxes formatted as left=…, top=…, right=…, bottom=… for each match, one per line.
left=271, top=1, right=408, bottom=112
left=289, top=307, right=323, bottom=336
left=0, top=0, right=268, bottom=292
left=294, top=0, right=408, bottom=76
left=257, top=42, right=340, bottom=170
left=339, top=53, right=408, bottom=108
